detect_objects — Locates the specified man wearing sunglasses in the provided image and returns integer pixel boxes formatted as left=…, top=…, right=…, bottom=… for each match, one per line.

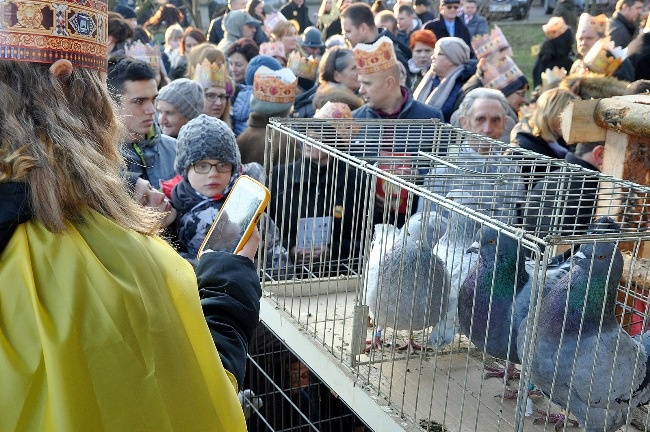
left=423, top=0, right=474, bottom=58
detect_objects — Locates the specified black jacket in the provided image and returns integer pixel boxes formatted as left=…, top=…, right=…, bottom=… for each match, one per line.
left=424, top=17, right=474, bottom=58
left=532, top=29, right=575, bottom=88
left=280, top=1, right=312, bottom=33
left=626, top=31, right=650, bottom=80
left=515, top=131, right=570, bottom=189
left=0, top=182, right=31, bottom=254
left=208, top=15, right=225, bottom=45
left=607, top=12, right=637, bottom=49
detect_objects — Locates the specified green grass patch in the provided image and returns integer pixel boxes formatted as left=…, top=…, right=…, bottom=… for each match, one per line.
left=498, top=23, right=546, bottom=90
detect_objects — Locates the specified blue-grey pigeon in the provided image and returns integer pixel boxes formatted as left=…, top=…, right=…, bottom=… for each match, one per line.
left=519, top=240, right=650, bottom=432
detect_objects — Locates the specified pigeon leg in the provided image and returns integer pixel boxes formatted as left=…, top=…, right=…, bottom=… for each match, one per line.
left=532, top=409, right=580, bottom=429
left=365, top=327, right=383, bottom=352
left=484, top=361, right=520, bottom=381
left=397, top=334, right=431, bottom=354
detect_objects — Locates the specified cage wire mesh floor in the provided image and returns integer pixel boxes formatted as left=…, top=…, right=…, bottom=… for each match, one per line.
left=254, top=118, right=650, bottom=432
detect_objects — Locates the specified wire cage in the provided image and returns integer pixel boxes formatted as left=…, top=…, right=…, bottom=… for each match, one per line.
left=256, top=118, right=650, bottom=432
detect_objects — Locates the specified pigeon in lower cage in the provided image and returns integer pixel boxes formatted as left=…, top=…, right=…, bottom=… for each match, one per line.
left=427, top=191, right=481, bottom=348
left=365, top=216, right=451, bottom=353
left=519, top=240, right=650, bottom=432
left=458, top=226, right=531, bottom=381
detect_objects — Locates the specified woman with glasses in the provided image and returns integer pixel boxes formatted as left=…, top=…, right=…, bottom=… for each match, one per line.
left=312, top=46, right=364, bottom=111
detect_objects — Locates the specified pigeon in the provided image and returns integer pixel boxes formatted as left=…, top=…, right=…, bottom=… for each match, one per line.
left=520, top=240, right=650, bottom=432
left=427, top=191, right=481, bottom=347
left=458, top=226, right=531, bottom=380
left=365, top=217, right=451, bottom=353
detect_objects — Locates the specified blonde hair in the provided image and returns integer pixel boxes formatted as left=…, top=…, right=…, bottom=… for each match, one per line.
left=271, top=20, right=299, bottom=39
left=187, top=42, right=226, bottom=78
left=0, top=61, right=160, bottom=234
left=530, top=88, right=579, bottom=142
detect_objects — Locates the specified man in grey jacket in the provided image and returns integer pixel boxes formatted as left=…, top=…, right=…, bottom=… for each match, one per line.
left=108, top=56, right=178, bottom=191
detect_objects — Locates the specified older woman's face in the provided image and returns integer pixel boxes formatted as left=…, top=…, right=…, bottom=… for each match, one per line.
left=431, top=45, right=456, bottom=79
left=228, top=53, right=248, bottom=83
left=333, top=55, right=359, bottom=91
left=413, top=41, right=434, bottom=70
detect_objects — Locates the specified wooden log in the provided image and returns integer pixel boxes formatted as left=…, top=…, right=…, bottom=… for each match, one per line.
left=594, top=95, right=650, bottom=139
left=560, top=99, right=606, bottom=144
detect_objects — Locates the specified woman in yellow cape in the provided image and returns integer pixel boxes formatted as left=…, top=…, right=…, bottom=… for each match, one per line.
left=0, top=0, right=260, bottom=430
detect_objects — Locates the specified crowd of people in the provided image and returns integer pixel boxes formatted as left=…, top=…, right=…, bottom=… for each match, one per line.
left=3, top=0, right=650, bottom=428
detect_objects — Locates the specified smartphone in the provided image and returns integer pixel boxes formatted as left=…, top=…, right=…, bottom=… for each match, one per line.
left=197, top=175, right=270, bottom=258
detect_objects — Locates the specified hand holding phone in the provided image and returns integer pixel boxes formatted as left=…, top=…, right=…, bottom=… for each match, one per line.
left=198, top=175, right=270, bottom=259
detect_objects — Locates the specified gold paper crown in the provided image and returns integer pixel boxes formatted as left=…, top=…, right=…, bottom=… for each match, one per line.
left=253, top=67, right=297, bottom=103
left=471, top=25, right=510, bottom=60
left=260, top=42, right=286, bottom=60
left=314, top=101, right=352, bottom=119
left=287, top=50, right=318, bottom=80
left=481, top=56, right=525, bottom=91
left=541, top=66, right=567, bottom=86
left=583, top=37, right=625, bottom=76
left=353, top=36, right=396, bottom=75
left=577, top=13, right=607, bottom=36
left=543, top=16, right=568, bottom=39
left=0, top=0, right=108, bottom=71
left=192, top=58, right=227, bottom=89
left=125, top=41, right=161, bottom=72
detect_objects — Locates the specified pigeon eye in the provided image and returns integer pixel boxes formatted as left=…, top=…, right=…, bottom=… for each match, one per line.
left=597, top=255, right=606, bottom=260
left=488, top=239, right=495, bottom=245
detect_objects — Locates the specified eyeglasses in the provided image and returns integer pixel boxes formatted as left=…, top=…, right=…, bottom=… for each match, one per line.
left=514, top=89, right=528, bottom=98
left=444, top=4, right=459, bottom=8
left=192, top=161, right=233, bottom=174
left=205, top=93, right=230, bottom=102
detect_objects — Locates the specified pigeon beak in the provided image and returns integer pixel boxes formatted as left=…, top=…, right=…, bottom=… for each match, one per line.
left=466, top=241, right=479, bottom=254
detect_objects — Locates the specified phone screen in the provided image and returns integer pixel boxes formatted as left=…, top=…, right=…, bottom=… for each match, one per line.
left=199, top=176, right=270, bottom=255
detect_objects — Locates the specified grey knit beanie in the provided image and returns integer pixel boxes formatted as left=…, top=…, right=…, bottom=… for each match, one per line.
left=157, top=78, right=205, bottom=121
left=175, top=114, right=241, bottom=176
left=437, top=37, right=470, bottom=66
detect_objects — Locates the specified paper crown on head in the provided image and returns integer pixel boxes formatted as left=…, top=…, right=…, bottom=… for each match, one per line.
left=314, top=101, right=353, bottom=119
left=583, top=37, right=625, bottom=76
left=264, top=11, right=286, bottom=30
left=543, top=16, right=568, bottom=39
left=287, top=50, right=318, bottom=80
left=471, top=25, right=510, bottom=60
left=541, top=66, right=567, bottom=86
left=577, top=13, right=607, bottom=36
left=253, top=65, right=297, bottom=103
left=481, top=56, right=525, bottom=92
left=125, top=41, right=161, bottom=72
left=0, top=0, right=108, bottom=71
left=260, top=41, right=286, bottom=60
left=353, top=36, right=397, bottom=75
left=192, top=58, right=227, bottom=88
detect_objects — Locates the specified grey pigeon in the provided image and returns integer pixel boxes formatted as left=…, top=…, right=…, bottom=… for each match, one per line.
left=458, top=226, right=531, bottom=379
left=365, top=217, right=451, bottom=353
left=520, top=240, right=650, bottom=432
left=428, top=191, right=481, bottom=347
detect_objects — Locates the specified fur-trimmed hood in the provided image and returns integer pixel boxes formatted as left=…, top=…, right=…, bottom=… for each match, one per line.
left=312, top=82, right=364, bottom=111
left=559, top=73, right=631, bottom=99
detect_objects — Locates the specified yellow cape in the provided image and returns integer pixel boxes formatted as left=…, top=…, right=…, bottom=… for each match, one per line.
left=0, top=211, right=246, bottom=431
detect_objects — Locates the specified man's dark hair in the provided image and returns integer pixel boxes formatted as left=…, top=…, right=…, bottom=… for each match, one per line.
left=106, top=56, right=156, bottom=102
left=398, top=5, right=415, bottom=15
left=341, top=3, right=376, bottom=29
left=575, top=141, right=604, bottom=157
left=465, top=0, right=477, bottom=4
left=615, top=0, right=642, bottom=12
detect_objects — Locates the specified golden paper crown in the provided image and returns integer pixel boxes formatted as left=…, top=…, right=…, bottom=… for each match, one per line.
left=314, top=101, right=352, bottom=119
left=353, top=36, right=396, bottom=75
left=481, top=56, right=525, bottom=91
left=583, top=37, right=625, bottom=76
left=543, top=16, right=568, bottom=39
left=260, top=41, right=286, bottom=60
left=286, top=50, right=318, bottom=80
left=253, top=66, right=297, bottom=103
left=471, top=25, right=510, bottom=60
left=541, top=66, right=567, bottom=86
left=0, top=0, right=108, bottom=71
left=125, top=41, right=161, bottom=72
left=577, top=13, right=607, bottom=36
left=192, top=58, right=227, bottom=89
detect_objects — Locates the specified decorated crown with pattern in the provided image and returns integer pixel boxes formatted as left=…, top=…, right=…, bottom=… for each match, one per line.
left=253, top=65, right=297, bottom=103
left=583, top=37, right=625, bottom=76
left=192, top=58, right=227, bottom=89
left=0, top=0, right=108, bottom=71
left=286, top=50, right=318, bottom=80
left=353, top=36, right=396, bottom=75
left=125, top=41, right=161, bottom=72
left=543, top=16, right=568, bottom=39
left=260, top=41, right=286, bottom=60
left=471, top=25, right=510, bottom=60
left=577, top=13, right=607, bottom=36
left=314, top=101, right=352, bottom=119
left=481, top=56, right=525, bottom=91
